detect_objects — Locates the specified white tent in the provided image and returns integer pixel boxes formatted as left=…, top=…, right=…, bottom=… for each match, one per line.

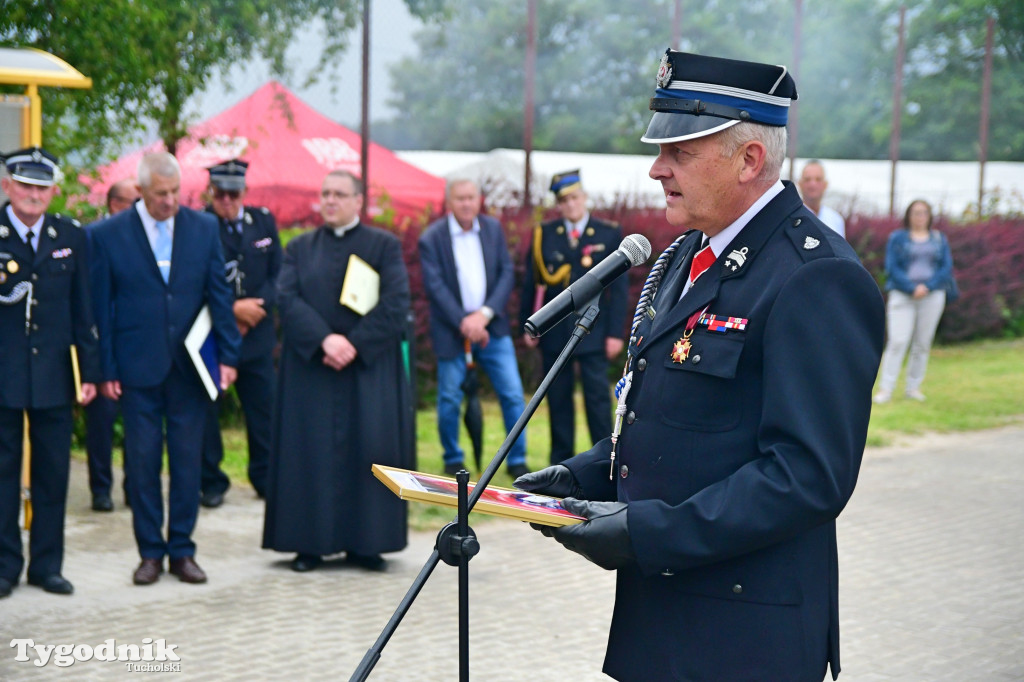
left=397, top=148, right=1024, bottom=217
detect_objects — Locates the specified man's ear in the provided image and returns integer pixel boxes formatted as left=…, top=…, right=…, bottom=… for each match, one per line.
left=737, top=140, right=767, bottom=184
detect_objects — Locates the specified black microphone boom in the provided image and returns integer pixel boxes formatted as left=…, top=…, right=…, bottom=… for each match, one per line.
left=524, top=233, right=651, bottom=339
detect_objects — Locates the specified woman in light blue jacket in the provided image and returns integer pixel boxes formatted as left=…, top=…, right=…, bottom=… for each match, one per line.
left=875, top=199, right=955, bottom=403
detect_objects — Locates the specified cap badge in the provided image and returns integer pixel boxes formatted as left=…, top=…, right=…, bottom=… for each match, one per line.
left=803, top=236, right=820, bottom=250
left=656, top=51, right=673, bottom=88
left=31, top=150, right=42, bottom=163
left=725, top=246, right=748, bottom=272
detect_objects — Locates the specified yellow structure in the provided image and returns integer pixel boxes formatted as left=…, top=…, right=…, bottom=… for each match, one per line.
left=0, top=46, right=92, bottom=146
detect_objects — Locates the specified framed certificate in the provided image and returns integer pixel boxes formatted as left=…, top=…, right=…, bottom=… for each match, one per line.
left=372, top=464, right=584, bottom=527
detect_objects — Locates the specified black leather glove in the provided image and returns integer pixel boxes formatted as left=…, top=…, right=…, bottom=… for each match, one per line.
left=538, top=499, right=634, bottom=571
left=513, top=465, right=583, bottom=500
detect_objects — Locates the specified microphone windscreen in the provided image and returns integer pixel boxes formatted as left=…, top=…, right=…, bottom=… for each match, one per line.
left=621, top=234, right=652, bottom=266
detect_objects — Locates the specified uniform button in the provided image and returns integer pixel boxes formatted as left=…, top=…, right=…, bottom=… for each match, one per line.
left=626, top=411, right=635, bottom=424
left=637, top=358, right=647, bottom=371
left=619, top=464, right=629, bottom=479
left=691, top=354, right=701, bottom=364
left=793, top=218, right=802, bottom=227
left=31, top=299, right=38, bottom=306
left=32, top=323, right=38, bottom=331
left=732, top=584, right=743, bottom=594
left=32, top=348, right=39, bottom=355
left=31, top=273, right=38, bottom=281
left=661, top=569, right=675, bottom=577
left=238, top=255, right=244, bottom=261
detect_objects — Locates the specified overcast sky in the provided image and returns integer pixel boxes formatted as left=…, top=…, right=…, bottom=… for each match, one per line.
left=189, top=0, right=421, bottom=127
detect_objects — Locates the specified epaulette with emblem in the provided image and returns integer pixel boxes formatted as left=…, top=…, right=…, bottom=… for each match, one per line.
left=52, top=213, right=82, bottom=228
left=785, top=214, right=834, bottom=262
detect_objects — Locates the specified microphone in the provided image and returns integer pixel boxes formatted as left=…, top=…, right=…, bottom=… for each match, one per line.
left=525, top=233, right=651, bottom=339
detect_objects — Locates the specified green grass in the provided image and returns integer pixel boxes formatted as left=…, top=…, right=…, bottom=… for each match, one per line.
left=866, top=338, right=1024, bottom=447
left=78, top=338, right=1024, bottom=531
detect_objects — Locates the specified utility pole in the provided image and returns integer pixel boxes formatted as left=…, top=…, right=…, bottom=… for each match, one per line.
left=523, top=0, right=537, bottom=209
left=978, top=16, right=994, bottom=215
left=889, top=5, right=906, bottom=217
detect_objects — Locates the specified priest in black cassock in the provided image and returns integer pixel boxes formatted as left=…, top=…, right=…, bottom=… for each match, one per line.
left=262, top=170, right=413, bottom=573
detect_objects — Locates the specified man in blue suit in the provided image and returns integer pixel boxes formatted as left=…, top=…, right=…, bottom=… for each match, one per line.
left=90, top=152, right=241, bottom=586
left=419, top=179, right=529, bottom=477
left=517, top=51, right=885, bottom=681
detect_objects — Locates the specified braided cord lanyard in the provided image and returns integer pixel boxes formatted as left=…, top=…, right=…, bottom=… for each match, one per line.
left=608, top=234, right=688, bottom=479
left=0, top=281, right=34, bottom=335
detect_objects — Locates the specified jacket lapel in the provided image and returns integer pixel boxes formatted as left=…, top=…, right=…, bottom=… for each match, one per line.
left=127, top=209, right=164, bottom=284
left=32, top=216, right=55, bottom=267
left=0, top=209, right=35, bottom=265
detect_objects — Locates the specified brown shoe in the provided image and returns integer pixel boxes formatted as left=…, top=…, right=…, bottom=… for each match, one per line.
left=133, top=558, right=163, bottom=585
left=169, top=556, right=208, bottom=584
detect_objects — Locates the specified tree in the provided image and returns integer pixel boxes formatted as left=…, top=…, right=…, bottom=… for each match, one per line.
left=893, top=0, right=1024, bottom=161
left=0, top=0, right=444, bottom=163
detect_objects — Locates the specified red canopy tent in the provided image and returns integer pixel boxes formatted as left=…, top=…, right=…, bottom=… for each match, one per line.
left=89, top=81, right=445, bottom=225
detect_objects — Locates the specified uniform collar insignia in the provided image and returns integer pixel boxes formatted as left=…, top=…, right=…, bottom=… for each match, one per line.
left=47, top=226, right=58, bottom=239
left=724, top=246, right=748, bottom=272
left=0, top=226, right=8, bottom=239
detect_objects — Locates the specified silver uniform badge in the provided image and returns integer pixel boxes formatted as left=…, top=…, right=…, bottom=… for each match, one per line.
left=803, top=236, right=820, bottom=250
left=244, top=212, right=253, bottom=225
left=725, top=246, right=749, bottom=272
left=47, top=226, right=58, bottom=239
left=0, top=226, right=8, bottom=238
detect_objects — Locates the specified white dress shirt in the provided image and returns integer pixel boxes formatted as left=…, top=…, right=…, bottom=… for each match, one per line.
left=448, top=213, right=488, bottom=314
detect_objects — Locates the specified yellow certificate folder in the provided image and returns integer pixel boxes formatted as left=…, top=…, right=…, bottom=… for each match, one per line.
left=340, top=254, right=380, bottom=315
left=372, top=464, right=584, bottom=528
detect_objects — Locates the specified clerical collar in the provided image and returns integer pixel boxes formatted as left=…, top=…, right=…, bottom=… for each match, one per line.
left=329, top=216, right=360, bottom=237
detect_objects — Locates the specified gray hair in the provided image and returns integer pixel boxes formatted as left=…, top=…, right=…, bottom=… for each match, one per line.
left=717, top=122, right=787, bottom=185
left=137, top=152, right=180, bottom=188
left=445, top=178, right=479, bottom=201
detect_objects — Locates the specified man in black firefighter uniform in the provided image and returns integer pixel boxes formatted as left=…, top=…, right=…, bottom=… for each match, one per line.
left=199, top=160, right=281, bottom=506
left=0, top=147, right=101, bottom=598
left=520, top=170, right=628, bottom=466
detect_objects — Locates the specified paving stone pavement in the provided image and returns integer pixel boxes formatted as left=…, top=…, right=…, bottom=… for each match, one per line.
left=1, top=426, right=1022, bottom=681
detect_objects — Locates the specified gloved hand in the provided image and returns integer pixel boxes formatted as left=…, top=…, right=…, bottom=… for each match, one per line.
left=536, top=499, right=634, bottom=571
left=514, top=465, right=583, bottom=500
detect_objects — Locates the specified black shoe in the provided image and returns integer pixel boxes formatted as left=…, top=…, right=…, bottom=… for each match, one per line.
left=507, top=464, right=531, bottom=479
left=91, top=494, right=114, bottom=512
left=347, top=552, right=387, bottom=572
left=0, top=576, right=12, bottom=598
left=290, top=554, right=322, bottom=572
left=27, top=574, right=74, bottom=595
left=200, top=491, right=225, bottom=508
left=443, top=461, right=466, bottom=476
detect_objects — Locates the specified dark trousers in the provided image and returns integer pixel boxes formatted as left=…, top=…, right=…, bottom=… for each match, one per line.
left=543, top=350, right=613, bottom=466
left=0, top=406, right=73, bottom=581
left=201, top=352, right=273, bottom=497
left=120, top=365, right=208, bottom=561
left=84, top=395, right=128, bottom=499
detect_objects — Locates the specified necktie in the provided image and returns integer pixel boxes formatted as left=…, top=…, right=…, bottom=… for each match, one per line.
left=154, top=220, right=172, bottom=283
left=25, top=229, right=35, bottom=253
left=688, top=243, right=716, bottom=285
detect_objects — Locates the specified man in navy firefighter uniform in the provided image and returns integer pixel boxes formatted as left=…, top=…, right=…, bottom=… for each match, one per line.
left=199, top=160, right=281, bottom=506
left=516, top=50, right=885, bottom=681
left=0, top=148, right=101, bottom=598
left=520, top=170, right=627, bottom=466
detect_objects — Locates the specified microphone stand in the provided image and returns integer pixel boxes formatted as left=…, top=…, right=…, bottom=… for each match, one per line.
left=350, top=303, right=602, bottom=682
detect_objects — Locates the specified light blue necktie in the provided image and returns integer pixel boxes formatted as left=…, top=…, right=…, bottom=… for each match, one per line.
left=154, top=220, right=172, bottom=283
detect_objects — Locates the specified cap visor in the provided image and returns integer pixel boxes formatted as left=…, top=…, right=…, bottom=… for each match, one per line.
left=11, top=172, right=55, bottom=187
left=640, top=112, right=739, bottom=144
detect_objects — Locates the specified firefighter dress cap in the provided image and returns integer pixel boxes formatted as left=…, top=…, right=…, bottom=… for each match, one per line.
left=642, top=49, right=798, bottom=144
left=207, top=159, right=249, bottom=191
left=2, top=146, right=60, bottom=186
left=549, top=170, right=582, bottom=198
